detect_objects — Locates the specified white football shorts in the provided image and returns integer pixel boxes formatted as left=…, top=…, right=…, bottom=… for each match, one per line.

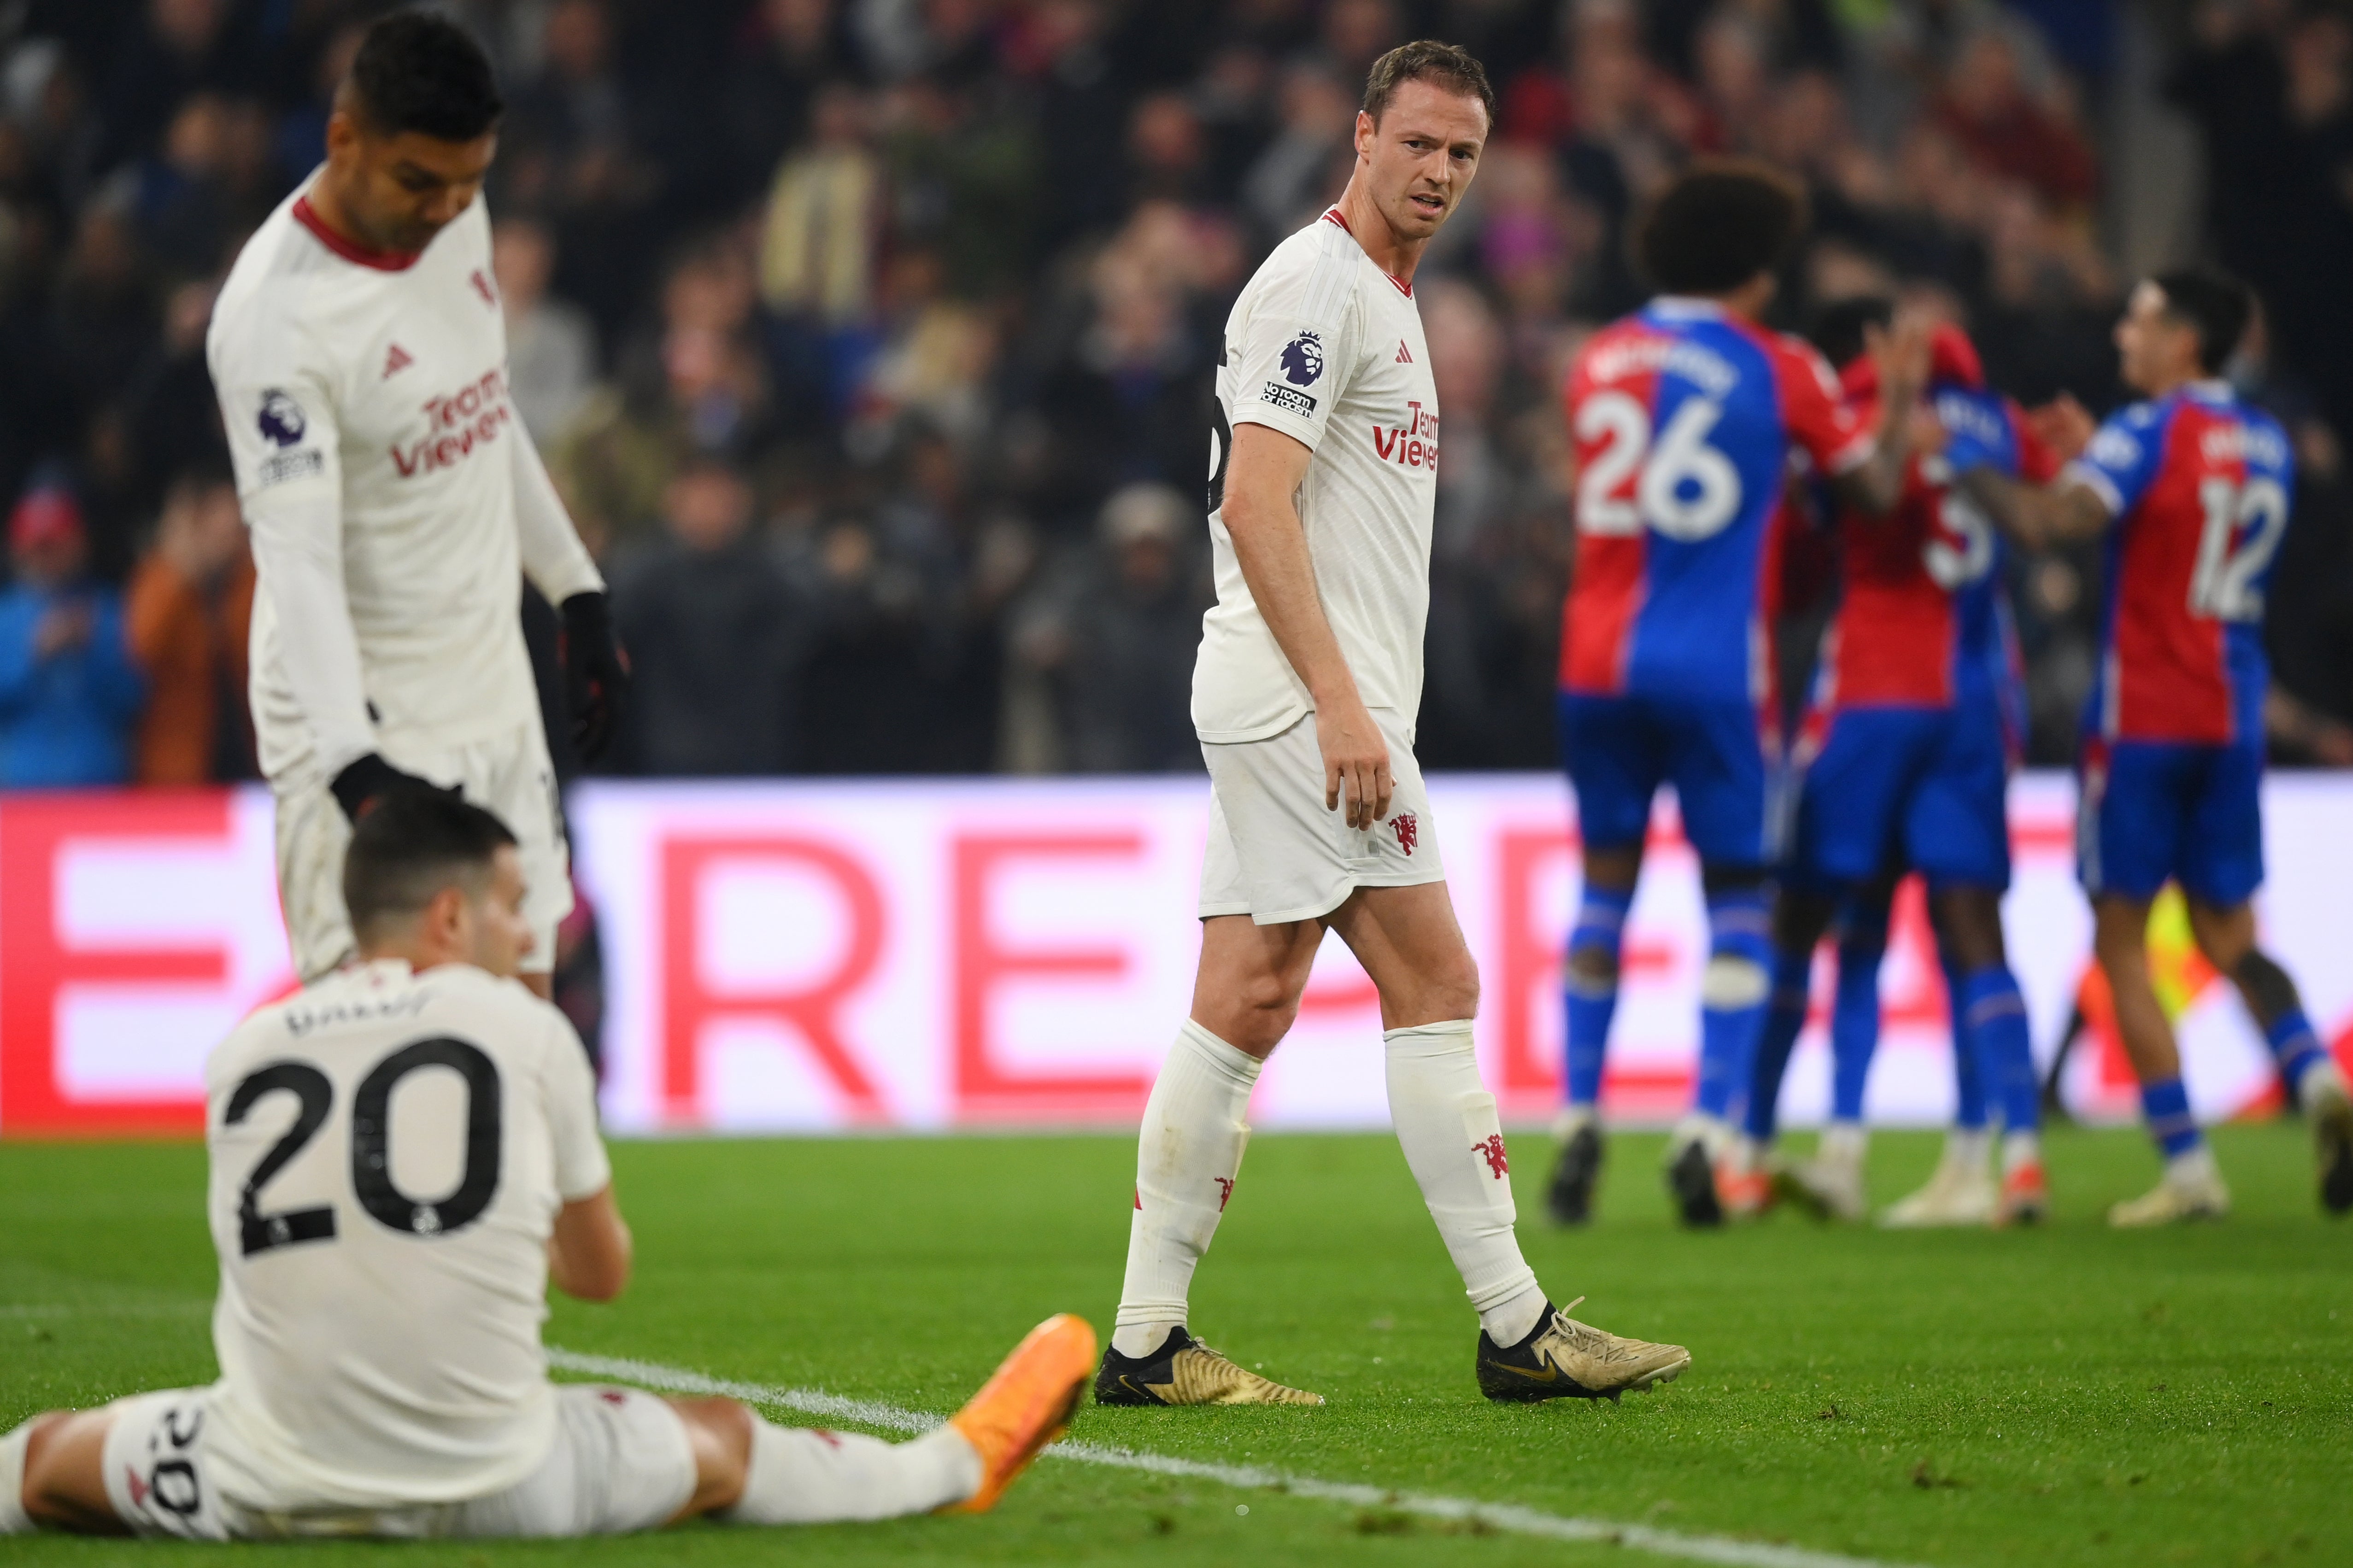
left=273, top=718, right=572, bottom=981
left=1198, top=706, right=1444, bottom=925
left=101, top=1382, right=696, bottom=1540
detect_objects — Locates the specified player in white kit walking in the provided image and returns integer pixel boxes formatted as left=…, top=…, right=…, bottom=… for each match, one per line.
left=2, top=791, right=1093, bottom=1541
left=206, top=13, right=629, bottom=996
left=1095, top=42, right=1689, bottom=1408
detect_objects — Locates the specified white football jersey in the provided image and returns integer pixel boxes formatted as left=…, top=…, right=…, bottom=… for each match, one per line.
left=1193, top=207, right=1440, bottom=742
left=209, top=178, right=575, bottom=779
left=200, top=959, right=610, bottom=1510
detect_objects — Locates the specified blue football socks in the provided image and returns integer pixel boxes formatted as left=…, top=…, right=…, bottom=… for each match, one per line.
left=1561, top=885, right=1633, bottom=1109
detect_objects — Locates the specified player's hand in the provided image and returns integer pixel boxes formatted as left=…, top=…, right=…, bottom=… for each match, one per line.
left=1864, top=313, right=1933, bottom=409
left=559, top=591, right=631, bottom=765
left=1316, top=696, right=1392, bottom=833
left=2028, top=394, right=2096, bottom=462
left=329, top=753, right=457, bottom=824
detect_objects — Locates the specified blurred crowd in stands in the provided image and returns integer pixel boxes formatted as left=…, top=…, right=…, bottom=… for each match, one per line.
left=2, top=0, right=2350, bottom=790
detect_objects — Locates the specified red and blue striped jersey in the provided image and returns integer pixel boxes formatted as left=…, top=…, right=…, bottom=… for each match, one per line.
left=1560, top=298, right=1872, bottom=705
left=1815, top=328, right=2056, bottom=714
left=2067, top=382, right=2292, bottom=745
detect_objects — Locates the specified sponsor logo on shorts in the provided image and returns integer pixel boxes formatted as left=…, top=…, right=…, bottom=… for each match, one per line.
left=1260, top=382, right=1316, bottom=418
left=1388, top=811, right=1419, bottom=855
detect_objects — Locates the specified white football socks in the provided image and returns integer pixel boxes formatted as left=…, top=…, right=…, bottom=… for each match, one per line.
left=1113, top=1019, right=1261, bottom=1358
left=1385, top=1019, right=1547, bottom=1347
left=1819, top=1120, right=1868, bottom=1167
left=720, top=1419, right=981, bottom=1524
left=2001, top=1129, right=2042, bottom=1174
left=1, top=1419, right=35, bottom=1535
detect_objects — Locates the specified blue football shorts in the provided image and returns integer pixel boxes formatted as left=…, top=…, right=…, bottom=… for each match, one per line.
left=1557, top=690, right=1776, bottom=867
left=2077, top=734, right=2264, bottom=907
left=1789, top=697, right=2011, bottom=894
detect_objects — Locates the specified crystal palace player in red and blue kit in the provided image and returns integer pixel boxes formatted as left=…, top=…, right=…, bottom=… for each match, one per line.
left=1957, top=269, right=2353, bottom=1225
left=1731, top=305, right=2059, bottom=1229
left=1547, top=164, right=1928, bottom=1228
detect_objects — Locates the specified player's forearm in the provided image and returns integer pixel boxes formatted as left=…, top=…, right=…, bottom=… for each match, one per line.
left=247, top=501, right=377, bottom=775
left=549, top=1185, right=632, bottom=1301
left=511, top=424, right=604, bottom=603
left=1957, top=468, right=2107, bottom=550
left=1225, top=492, right=1361, bottom=710
left=1844, top=398, right=1922, bottom=517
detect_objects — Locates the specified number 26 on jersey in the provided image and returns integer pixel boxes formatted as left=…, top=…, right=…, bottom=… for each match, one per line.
left=1575, top=391, right=1743, bottom=542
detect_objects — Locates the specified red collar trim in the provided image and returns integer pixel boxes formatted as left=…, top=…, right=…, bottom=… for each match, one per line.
left=293, top=194, right=422, bottom=272
left=1321, top=207, right=1413, bottom=298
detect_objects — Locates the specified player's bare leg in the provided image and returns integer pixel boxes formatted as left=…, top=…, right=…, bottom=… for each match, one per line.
left=1330, top=880, right=1686, bottom=1402
left=2095, top=894, right=2230, bottom=1225
left=1101, top=912, right=1328, bottom=1405
left=1104, top=879, right=1686, bottom=1405
left=1550, top=841, right=1641, bottom=1224
left=11, top=1409, right=121, bottom=1534
left=7, top=1319, right=1092, bottom=1538
left=2184, top=900, right=2353, bottom=1214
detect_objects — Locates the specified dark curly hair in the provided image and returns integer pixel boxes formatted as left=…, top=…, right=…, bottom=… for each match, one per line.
left=1633, top=159, right=1808, bottom=297
left=348, top=11, right=504, bottom=142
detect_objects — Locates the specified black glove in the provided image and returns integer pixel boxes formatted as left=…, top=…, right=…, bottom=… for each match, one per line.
left=329, top=753, right=454, bottom=824
left=560, top=591, right=630, bottom=765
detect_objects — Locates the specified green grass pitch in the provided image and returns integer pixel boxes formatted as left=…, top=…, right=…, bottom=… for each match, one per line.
left=5, top=1124, right=2349, bottom=1567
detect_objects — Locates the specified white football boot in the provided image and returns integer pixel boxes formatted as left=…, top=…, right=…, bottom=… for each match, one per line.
left=1879, top=1132, right=1995, bottom=1228
left=2109, top=1146, right=2231, bottom=1227
left=1779, top=1122, right=1868, bottom=1221
left=2300, top=1061, right=2353, bottom=1216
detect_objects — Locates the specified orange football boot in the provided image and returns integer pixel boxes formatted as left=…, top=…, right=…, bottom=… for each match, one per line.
left=938, top=1313, right=1097, bottom=1514
left=1992, top=1161, right=2049, bottom=1227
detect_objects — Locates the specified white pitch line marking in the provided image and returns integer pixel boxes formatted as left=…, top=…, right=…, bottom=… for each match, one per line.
left=549, top=1346, right=1925, bottom=1568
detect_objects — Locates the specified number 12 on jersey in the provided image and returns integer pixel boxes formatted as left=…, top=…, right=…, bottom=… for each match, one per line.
left=2188, top=474, right=2288, bottom=621
left=1575, top=391, right=1744, bottom=542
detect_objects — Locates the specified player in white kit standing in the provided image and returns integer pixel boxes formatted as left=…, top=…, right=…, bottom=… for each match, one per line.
left=3, top=792, right=1093, bottom=1541
left=1095, top=42, right=1690, bottom=1408
left=206, top=13, right=628, bottom=997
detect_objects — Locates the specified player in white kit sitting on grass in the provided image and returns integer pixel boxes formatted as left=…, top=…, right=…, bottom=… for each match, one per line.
left=206, top=12, right=630, bottom=999
left=1, top=791, right=1093, bottom=1542
left=1094, top=41, right=1689, bottom=1410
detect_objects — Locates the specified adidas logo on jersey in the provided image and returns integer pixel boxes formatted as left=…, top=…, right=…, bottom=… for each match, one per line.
left=382, top=343, right=413, bottom=378
left=1396, top=341, right=1413, bottom=363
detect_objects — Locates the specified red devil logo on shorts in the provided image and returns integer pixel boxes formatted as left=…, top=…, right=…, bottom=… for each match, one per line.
left=1473, top=1134, right=1509, bottom=1179
left=1389, top=812, right=1418, bottom=855
left=1215, top=1176, right=1235, bottom=1210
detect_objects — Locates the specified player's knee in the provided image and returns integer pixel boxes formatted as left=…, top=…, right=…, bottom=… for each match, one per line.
left=19, top=1412, right=100, bottom=1530
left=1701, top=953, right=1771, bottom=1010
left=670, top=1398, right=754, bottom=1517
left=1431, top=951, right=1480, bottom=1020
left=1232, top=970, right=1303, bottom=1030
